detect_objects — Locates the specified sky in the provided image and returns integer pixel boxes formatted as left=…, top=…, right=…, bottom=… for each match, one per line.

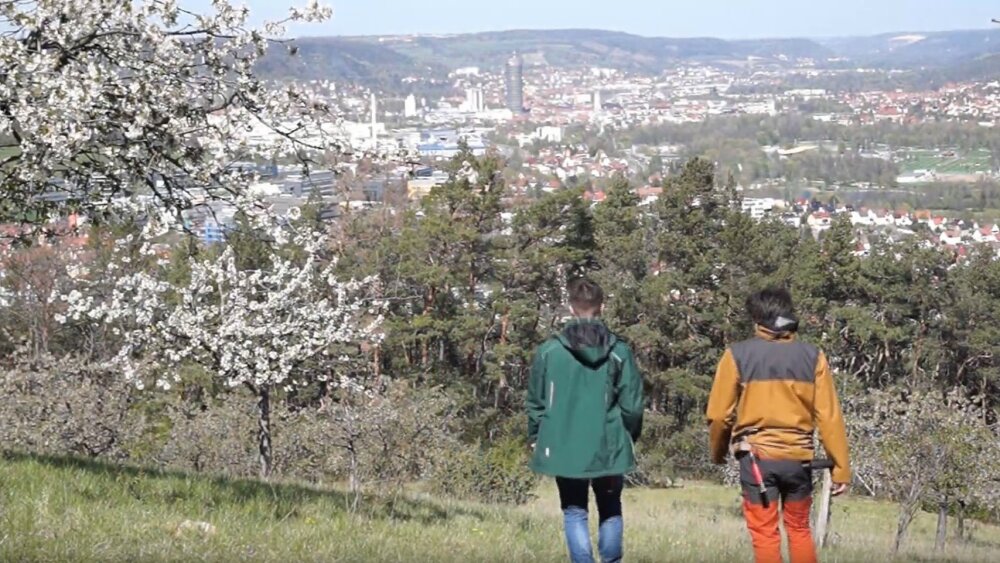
left=189, top=0, right=999, bottom=39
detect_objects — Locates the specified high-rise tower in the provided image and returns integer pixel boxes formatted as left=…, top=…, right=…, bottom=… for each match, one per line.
left=464, top=88, right=485, bottom=113
left=370, top=93, right=378, bottom=139
left=505, top=53, right=524, bottom=113
left=404, top=93, right=418, bottom=118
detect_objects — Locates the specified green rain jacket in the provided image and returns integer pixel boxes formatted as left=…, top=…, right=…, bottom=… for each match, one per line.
left=526, top=319, right=644, bottom=479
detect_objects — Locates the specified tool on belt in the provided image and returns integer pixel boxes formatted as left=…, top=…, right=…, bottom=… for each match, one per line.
left=804, top=459, right=834, bottom=472
left=733, top=428, right=834, bottom=507
left=732, top=428, right=769, bottom=503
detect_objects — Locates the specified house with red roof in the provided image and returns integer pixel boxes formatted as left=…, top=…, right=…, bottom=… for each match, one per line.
left=875, top=106, right=905, bottom=123
left=807, top=211, right=832, bottom=231
left=636, top=186, right=663, bottom=206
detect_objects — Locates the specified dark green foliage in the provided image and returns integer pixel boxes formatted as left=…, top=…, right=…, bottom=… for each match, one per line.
left=629, top=412, right=717, bottom=488
left=223, top=211, right=275, bottom=271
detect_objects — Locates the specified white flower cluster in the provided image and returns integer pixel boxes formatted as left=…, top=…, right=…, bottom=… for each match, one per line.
left=60, top=224, right=383, bottom=393
left=0, top=0, right=337, bottom=223
left=0, top=258, right=11, bottom=308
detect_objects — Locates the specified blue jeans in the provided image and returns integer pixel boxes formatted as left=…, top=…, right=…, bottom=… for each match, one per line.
left=556, top=476, right=624, bottom=563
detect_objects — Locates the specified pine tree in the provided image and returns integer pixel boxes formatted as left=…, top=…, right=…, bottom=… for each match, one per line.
left=592, top=174, right=647, bottom=331
left=489, top=187, right=596, bottom=410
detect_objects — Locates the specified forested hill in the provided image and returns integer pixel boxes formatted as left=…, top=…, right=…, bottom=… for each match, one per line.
left=819, top=29, right=1000, bottom=67
left=256, top=28, right=1000, bottom=83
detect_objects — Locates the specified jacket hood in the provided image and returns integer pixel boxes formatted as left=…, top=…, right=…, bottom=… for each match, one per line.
left=556, top=319, right=618, bottom=368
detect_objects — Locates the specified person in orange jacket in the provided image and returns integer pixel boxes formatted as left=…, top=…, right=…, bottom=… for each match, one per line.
left=706, top=287, right=851, bottom=563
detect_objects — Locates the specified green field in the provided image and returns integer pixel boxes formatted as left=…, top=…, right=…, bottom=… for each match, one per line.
left=0, top=146, right=19, bottom=161
left=2, top=453, right=998, bottom=562
left=899, top=149, right=993, bottom=175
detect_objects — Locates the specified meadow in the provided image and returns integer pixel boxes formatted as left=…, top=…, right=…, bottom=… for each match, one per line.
left=899, top=148, right=992, bottom=175
left=2, top=452, right=998, bottom=562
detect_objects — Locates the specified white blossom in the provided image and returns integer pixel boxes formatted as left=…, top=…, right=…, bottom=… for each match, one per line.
left=0, top=0, right=340, bottom=227
left=60, top=223, right=383, bottom=394
left=0, top=262, right=11, bottom=309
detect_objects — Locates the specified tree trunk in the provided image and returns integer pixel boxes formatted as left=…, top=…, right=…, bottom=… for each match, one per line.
left=348, top=443, right=360, bottom=510
left=257, top=386, right=273, bottom=479
left=346, top=421, right=361, bottom=512
left=421, top=286, right=436, bottom=368
left=894, top=495, right=920, bottom=555
left=935, top=499, right=948, bottom=551
left=814, top=469, right=834, bottom=549
left=500, top=311, right=509, bottom=345
left=893, top=511, right=908, bottom=555
left=982, top=375, right=989, bottom=424
left=956, top=501, right=966, bottom=542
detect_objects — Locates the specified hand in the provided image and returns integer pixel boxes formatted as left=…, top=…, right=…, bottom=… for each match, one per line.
left=831, top=483, right=849, bottom=497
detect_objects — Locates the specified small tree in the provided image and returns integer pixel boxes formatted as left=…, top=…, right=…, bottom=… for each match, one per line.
left=324, top=382, right=460, bottom=510
left=848, top=386, right=1000, bottom=554
left=61, top=223, right=383, bottom=478
left=0, top=244, right=66, bottom=358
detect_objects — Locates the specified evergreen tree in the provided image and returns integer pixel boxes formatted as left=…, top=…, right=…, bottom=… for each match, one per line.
left=592, top=174, right=647, bottom=331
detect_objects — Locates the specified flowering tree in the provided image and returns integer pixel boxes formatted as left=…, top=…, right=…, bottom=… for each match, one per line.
left=61, top=224, right=383, bottom=478
left=0, top=0, right=336, bottom=231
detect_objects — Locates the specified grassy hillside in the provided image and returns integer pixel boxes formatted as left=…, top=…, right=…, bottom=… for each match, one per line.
left=1, top=452, right=998, bottom=562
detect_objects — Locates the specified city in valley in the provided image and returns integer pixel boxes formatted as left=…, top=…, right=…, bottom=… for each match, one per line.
left=12, top=28, right=1000, bottom=258
left=252, top=31, right=1000, bottom=256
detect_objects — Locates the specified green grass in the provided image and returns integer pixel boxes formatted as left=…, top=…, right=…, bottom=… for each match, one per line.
left=1, top=452, right=998, bottom=562
left=900, top=149, right=992, bottom=175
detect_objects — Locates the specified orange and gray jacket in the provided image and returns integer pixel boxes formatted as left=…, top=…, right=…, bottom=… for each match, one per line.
left=705, top=327, right=851, bottom=483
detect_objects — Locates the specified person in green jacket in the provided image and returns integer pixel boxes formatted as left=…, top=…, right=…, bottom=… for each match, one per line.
left=527, top=277, right=644, bottom=563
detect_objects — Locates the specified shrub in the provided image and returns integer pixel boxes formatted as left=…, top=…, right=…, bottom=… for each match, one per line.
left=0, top=355, right=467, bottom=497
left=273, top=383, right=462, bottom=492
left=153, top=397, right=259, bottom=478
left=629, top=412, right=721, bottom=487
left=0, top=357, right=137, bottom=461
left=432, top=436, right=538, bottom=505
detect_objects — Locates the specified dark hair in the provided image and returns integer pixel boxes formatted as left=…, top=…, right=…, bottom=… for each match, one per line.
left=567, top=277, right=604, bottom=314
left=746, top=287, right=796, bottom=329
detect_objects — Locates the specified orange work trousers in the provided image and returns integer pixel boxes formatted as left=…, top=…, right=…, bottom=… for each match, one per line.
left=739, top=456, right=818, bottom=563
